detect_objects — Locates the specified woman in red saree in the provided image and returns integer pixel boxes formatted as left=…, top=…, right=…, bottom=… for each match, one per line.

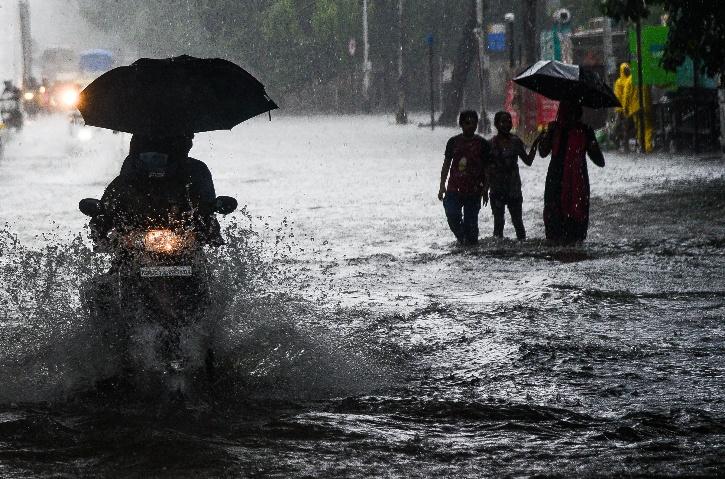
left=538, top=102, right=605, bottom=243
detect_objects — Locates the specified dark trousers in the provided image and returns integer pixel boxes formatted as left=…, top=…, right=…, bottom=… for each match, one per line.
left=491, top=197, right=526, bottom=240
left=443, top=192, right=481, bottom=244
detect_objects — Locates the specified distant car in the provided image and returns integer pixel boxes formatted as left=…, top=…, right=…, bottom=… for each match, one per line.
left=49, top=81, right=81, bottom=112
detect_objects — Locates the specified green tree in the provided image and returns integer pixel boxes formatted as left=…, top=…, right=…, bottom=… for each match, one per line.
left=601, top=0, right=725, bottom=78
left=602, top=0, right=725, bottom=153
left=76, top=1, right=484, bottom=112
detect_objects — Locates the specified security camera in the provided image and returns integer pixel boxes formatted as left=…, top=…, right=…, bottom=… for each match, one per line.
left=553, top=8, right=571, bottom=25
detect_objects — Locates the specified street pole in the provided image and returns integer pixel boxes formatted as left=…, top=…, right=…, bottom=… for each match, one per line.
left=719, top=77, right=725, bottom=157
left=602, top=16, right=615, bottom=85
left=635, top=19, right=646, bottom=154
left=521, top=0, right=538, bottom=138
left=693, top=59, right=700, bottom=153
left=362, top=0, right=371, bottom=111
left=427, top=33, right=435, bottom=130
left=523, top=0, right=538, bottom=65
left=18, top=0, right=32, bottom=87
left=475, top=0, right=490, bottom=134
left=505, top=13, right=515, bottom=70
left=395, top=0, right=408, bottom=124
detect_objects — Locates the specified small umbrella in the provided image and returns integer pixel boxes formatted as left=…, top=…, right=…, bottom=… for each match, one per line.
left=513, top=60, right=620, bottom=109
left=79, top=55, right=278, bottom=135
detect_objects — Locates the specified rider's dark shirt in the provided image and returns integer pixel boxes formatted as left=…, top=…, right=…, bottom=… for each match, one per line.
left=98, top=156, right=217, bottom=236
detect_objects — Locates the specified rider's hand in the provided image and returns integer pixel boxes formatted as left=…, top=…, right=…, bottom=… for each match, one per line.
left=438, top=186, right=446, bottom=201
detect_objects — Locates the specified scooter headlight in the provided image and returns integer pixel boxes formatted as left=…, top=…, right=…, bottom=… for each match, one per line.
left=23, top=92, right=34, bottom=101
left=143, top=229, right=184, bottom=254
left=142, top=229, right=195, bottom=254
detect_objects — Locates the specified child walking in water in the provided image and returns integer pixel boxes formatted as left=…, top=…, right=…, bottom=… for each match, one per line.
left=488, top=111, right=536, bottom=240
left=438, top=110, right=491, bottom=245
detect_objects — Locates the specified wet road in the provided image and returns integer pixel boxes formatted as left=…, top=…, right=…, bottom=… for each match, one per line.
left=0, top=115, right=723, bottom=477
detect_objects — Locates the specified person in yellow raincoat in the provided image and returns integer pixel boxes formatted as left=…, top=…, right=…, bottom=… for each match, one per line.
left=614, top=63, right=630, bottom=113
left=613, top=63, right=634, bottom=151
left=621, top=63, right=654, bottom=152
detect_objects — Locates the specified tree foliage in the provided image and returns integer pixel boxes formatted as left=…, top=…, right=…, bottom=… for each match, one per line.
left=601, top=0, right=725, bottom=78
left=599, top=0, right=650, bottom=23
left=76, top=0, right=476, bottom=111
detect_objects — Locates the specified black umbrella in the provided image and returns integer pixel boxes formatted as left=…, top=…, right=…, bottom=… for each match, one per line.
left=513, top=60, right=620, bottom=109
left=79, top=55, right=278, bottom=135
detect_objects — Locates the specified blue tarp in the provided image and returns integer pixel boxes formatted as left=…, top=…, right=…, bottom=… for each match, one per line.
left=79, top=49, right=113, bottom=72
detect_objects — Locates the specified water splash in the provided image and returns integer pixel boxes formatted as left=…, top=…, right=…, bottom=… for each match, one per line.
left=0, top=213, right=398, bottom=405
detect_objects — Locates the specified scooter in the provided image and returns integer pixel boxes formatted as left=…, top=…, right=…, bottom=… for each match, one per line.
left=0, top=107, right=23, bottom=131
left=79, top=195, right=237, bottom=398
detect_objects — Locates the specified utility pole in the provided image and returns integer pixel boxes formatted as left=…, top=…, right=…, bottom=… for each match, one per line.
left=505, top=13, right=516, bottom=70
left=693, top=59, right=700, bottom=154
left=395, top=0, right=408, bottom=124
left=522, top=0, right=538, bottom=65
left=427, top=33, right=435, bottom=130
left=18, top=0, right=32, bottom=87
left=521, top=0, right=538, bottom=138
left=602, top=16, right=615, bottom=85
left=362, top=0, right=371, bottom=111
left=720, top=77, right=725, bottom=157
left=635, top=19, right=646, bottom=154
left=475, top=0, right=490, bottom=134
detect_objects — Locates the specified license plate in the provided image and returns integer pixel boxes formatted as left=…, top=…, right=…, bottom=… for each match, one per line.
left=139, top=266, right=192, bottom=277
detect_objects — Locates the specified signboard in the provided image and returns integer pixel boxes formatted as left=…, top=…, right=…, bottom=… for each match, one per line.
left=675, top=58, right=718, bottom=89
left=628, top=25, right=675, bottom=86
left=487, top=24, right=506, bottom=52
left=629, top=25, right=717, bottom=89
left=537, top=95, right=559, bottom=126
left=504, top=80, right=520, bottom=129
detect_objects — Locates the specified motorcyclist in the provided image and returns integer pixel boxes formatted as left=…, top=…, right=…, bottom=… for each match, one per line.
left=83, top=134, right=225, bottom=388
left=1, top=81, right=23, bottom=130
left=91, top=134, right=222, bottom=247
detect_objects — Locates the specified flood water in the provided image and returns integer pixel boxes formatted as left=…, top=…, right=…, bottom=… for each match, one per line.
left=0, top=115, right=723, bottom=477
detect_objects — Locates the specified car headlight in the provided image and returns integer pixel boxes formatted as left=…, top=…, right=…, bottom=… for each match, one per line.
left=61, top=89, right=79, bottom=107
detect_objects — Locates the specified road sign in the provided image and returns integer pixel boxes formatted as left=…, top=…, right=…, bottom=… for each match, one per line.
left=487, top=23, right=506, bottom=52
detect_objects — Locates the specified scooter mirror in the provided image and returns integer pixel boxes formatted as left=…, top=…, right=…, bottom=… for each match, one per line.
left=79, top=198, right=104, bottom=217
left=214, top=196, right=237, bottom=215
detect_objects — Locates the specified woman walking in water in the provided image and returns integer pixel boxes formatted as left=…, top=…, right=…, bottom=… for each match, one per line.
left=538, top=101, right=605, bottom=243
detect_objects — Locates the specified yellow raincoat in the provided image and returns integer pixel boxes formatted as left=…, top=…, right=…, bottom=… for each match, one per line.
left=614, top=63, right=631, bottom=115
left=621, top=62, right=654, bottom=152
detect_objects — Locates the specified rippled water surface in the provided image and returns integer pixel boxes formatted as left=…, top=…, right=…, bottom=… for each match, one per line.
left=0, top=116, right=723, bottom=477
